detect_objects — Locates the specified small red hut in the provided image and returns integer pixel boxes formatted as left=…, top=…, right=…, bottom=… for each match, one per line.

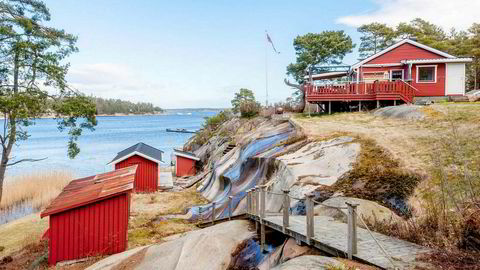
left=109, top=142, right=164, bottom=193
left=174, top=149, right=200, bottom=177
left=41, top=166, right=137, bottom=265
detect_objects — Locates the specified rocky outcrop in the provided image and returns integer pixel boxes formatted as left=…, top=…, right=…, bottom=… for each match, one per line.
left=87, top=220, right=254, bottom=270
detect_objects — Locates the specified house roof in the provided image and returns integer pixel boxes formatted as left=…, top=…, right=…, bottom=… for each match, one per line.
left=109, top=142, right=164, bottom=165
left=173, top=149, right=200, bottom=161
left=303, top=71, right=348, bottom=81
left=352, top=39, right=456, bottom=69
left=41, top=165, right=137, bottom=218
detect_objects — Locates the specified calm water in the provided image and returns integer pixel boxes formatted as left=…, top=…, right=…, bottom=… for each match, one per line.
left=5, top=111, right=217, bottom=178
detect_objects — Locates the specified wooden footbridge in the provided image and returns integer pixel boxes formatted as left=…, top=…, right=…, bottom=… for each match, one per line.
left=201, top=186, right=430, bottom=269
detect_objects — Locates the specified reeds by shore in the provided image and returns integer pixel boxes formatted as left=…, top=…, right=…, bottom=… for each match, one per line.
left=0, top=171, right=72, bottom=213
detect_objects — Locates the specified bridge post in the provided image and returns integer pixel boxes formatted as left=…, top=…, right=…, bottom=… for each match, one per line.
left=305, top=194, right=314, bottom=245
left=228, top=196, right=233, bottom=220
left=255, top=187, right=260, bottom=234
left=282, top=189, right=290, bottom=234
left=255, top=186, right=260, bottom=217
left=246, top=190, right=251, bottom=215
left=260, top=185, right=266, bottom=252
left=211, top=202, right=216, bottom=225
left=346, top=202, right=359, bottom=259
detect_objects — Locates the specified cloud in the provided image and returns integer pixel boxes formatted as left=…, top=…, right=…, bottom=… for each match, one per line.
left=337, top=0, right=480, bottom=30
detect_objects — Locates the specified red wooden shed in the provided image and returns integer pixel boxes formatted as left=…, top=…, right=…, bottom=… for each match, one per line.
left=40, top=166, right=137, bottom=265
left=109, top=142, right=164, bottom=193
left=174, top=149, right=200, bottom=177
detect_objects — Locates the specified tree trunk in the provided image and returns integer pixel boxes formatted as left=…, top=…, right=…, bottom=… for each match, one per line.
left=0, top=51, right=19, bottom=203
left=284, top=79, right=305, bottom=112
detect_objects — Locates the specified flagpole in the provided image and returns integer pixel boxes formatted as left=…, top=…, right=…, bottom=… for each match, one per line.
left=265, top=30, right=269, bottom=107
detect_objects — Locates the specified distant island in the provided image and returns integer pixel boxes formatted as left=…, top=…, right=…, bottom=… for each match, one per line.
left=93, top=97, right=164, bottom=115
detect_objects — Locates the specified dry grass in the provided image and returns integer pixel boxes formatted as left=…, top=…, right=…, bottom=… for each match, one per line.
left=292, top=104, right=480, bottom=266
left=0, top=213, right=48, bottom=257
left=128, top=187, right=209, bottom=248
left=1, top=170, right=73, bottom=212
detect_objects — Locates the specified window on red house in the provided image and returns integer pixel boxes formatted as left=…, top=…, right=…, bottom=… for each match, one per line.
left=417, top=66, right=436, bottom=83
left=390, top=70, right=404, bottom=81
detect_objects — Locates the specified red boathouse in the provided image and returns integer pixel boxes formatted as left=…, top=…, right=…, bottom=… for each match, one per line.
left=174, top=149, right=200, bottom=177
left=40, top=166, right=137, bottom=265
left=109, top=142, right=164, bottom=193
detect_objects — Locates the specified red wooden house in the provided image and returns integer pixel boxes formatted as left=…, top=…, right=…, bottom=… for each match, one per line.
left=41, top=166, right=137, bottom=265
left=173, top=149, right=200, bottom=177
left=109, top=142, right=164, bottom=193
left=305, top=39, right=472, bottom=111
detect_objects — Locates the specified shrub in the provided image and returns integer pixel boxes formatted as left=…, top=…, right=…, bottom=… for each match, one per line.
left=239, top=100, right=261, bottom=118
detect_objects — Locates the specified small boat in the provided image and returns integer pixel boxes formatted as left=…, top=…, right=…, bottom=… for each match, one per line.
left=166, top=128, right=197, bottom=134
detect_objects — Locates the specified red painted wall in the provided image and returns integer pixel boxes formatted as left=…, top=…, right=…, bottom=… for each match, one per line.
left=176, top=156, right=196, bottom=177
left=411, top=63, right=446, bottom=96
left=360, top=64, right=446, bottom=96
left=115, top=155, right=158, bottom=193
left=366, top=43, right=446, bottom=64
left=48, top=193, right=129, bottom=265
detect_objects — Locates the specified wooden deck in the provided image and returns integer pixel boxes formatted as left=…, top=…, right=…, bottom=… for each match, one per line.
left=249, top=214, right=428, bottom=269
left=305, top=81, right=416, bottom=104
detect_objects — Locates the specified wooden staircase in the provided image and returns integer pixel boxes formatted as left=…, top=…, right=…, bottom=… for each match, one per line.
left=223, top=144, right=235, bottom=155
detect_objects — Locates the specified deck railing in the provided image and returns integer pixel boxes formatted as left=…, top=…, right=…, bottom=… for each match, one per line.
left=305, top=80, right=416, bottom=103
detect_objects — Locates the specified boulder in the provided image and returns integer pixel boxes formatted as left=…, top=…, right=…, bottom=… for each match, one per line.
left=314, top=196, right=401, bottom=225
left=87, top=220, right=253, bottom=270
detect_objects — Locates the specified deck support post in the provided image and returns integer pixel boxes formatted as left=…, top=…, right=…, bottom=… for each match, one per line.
left=228, top=196, right=233, bottom=220
left=305, top=194, right=314, bottom=245
left=394, top=100, right=397, bottom=106
left=282, top=189, right=290, bottom=234
left=328, top=101, right=331, bottom=115
left=211, top=202, right=216, bottom=225
left=260, top=186, right=267, bottom=252
left=376, top=100, right=380, bottom=108
left=359, top=101, right=362, bottom=112
left=346, top=202, right=359, bottom=259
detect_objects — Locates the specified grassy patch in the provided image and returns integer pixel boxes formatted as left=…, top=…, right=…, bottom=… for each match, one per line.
left=128, top=217, right=196, bottom=248
left=128, top=187, right=209, bottom=248
left=332, top=137, right=421, bottom=215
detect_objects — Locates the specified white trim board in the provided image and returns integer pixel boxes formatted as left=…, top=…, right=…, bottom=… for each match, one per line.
left=174, top=151, right=200, bottom=161
left=109, top=151, right=164, bottom=165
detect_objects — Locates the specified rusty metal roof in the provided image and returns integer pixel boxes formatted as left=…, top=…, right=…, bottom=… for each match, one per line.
left=41, top=165, right=138, bottom=218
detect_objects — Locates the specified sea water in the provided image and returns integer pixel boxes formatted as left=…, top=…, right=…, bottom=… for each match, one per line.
left=4, top=110, right=218, bottom=178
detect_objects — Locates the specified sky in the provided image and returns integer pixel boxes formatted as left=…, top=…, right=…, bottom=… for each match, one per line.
left=44, top=0, right=480, bottom=109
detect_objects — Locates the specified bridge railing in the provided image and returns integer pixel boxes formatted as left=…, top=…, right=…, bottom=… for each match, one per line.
left=246, top=186, right=359, bottom=259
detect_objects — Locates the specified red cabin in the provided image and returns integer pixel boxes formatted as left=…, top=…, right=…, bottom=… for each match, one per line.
left=40, top=166, right=137, bottom=265
left=174, top=149, right=200, bottom=177
left=109, top=142, right=164, bottom=193
left=304, top=39, right=472, bottom=111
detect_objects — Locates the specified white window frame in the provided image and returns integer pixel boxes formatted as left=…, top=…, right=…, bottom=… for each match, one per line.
left=416, top=65, right=437, bottom=83
left=389, top=69, right=404, bottom=81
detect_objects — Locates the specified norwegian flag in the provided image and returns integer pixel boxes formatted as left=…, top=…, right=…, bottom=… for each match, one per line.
left=266, top=31, right=280, bottom=54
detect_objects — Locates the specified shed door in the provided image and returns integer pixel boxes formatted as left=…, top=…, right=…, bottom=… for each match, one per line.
left=446, top=63, right=465, bottom=95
